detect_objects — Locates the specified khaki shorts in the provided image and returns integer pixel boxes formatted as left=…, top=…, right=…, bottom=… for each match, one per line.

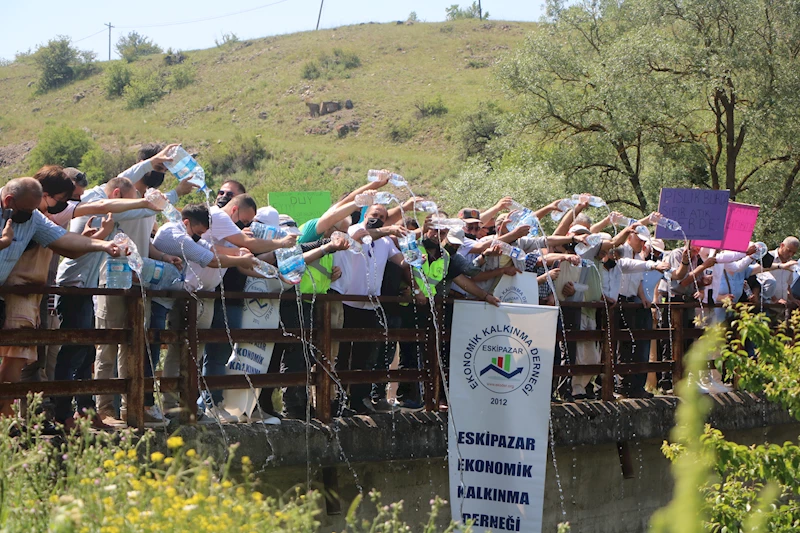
left=0, top=294, right=42, bottom=362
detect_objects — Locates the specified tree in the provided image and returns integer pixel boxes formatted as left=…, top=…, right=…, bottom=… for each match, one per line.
left=116, top=31, right=162, bottom=63
left=497, top=0, right=800, bottom=227
left=32, top=36, right=96, bottom=92
left=446, top=2, right=488, bottom=21
left=27, top=126, right=96, bottom=172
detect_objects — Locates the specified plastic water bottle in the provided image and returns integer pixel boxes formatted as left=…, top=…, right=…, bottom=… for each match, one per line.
left=430, top=217, right=466, bottom=230
left=164, top=145, right=207, bottom=193
left=139, top=258, right=184, bottom=291
left=507, top=201, right=539, bottom=236
left=276, top=245, right=306, bottom=285
left=368, top=169, right=407, bottom=188
left=253, top=259, right=280, bottom=279
left=399, top=234, right=424, bottom=267
left=550, top=199, right=578, bottom=222
left=144, top=188, right=183, bottom=227
left=354, top=192, right=397, bottom=207
left=610, top=213, right=637, bottom=227
left=655, top=216, right=682, bottom=232
left=494, top=241, right=524, bottom=261
left=106, top=257, right=132, bottom=289
left=414, top=201, right=438, bottom=214
left=572, top=194, right=606, bottom=208
left=331, top=230, right=364, bottom=254
left=743, top=281, right=753, bottom=299
left=751, top=242, right=768, bottom=261
left=580, top=259, right=594, bottom=268
left=575, top=234, right=604, bottom=257
left=113, top=233, right=143, bottom=274
left=250, top=221, right=286, bottom=241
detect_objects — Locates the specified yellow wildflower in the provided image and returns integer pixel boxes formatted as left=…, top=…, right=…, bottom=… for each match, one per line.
left=241, top=456, right=251, bottom=465
left=150, top=452, right=165, bottom=463
left=166, top=436, right=185, bottom=449
left=103, top=459, right=115, bottom=469
left=186, top=449, right=196, bottom=458
left=127, top=449, right=137, bottom=459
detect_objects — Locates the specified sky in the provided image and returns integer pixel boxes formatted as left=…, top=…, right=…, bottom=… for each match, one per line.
left=2, top=0, right=545, bottom=62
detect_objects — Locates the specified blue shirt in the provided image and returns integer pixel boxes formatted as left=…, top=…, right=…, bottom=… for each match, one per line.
left=0, top=207, right=66, bottom=286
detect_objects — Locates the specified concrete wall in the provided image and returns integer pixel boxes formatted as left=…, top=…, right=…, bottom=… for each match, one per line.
left=161, top=392, right=800, bottom=532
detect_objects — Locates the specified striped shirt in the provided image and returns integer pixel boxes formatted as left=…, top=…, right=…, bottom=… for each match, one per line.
left=0, top=207, right=66, bottom=286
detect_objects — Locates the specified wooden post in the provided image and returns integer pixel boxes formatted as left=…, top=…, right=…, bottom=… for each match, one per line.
left=601, top=306, right=615, bottom=401
left=179, top=299, right=199, bottom=424
left=127, top=294, right=146, bottom=431
left=316, top=300, right=333, bottom=424
left=423, top=298, right=444, bottom=411
left=671, top=306, right=685, bottom=384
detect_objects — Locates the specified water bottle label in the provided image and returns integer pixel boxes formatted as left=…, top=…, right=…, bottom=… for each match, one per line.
left=108, top=262, right=131, bottom=273
left=152, top=263, right=164, bottom=282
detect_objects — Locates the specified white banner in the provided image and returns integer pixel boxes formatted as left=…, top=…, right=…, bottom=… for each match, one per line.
left=448, top=301, right=558, bottom=533
left=222, top=276, right=281, bottom=418
left=493, top=272, right=540, bottom=304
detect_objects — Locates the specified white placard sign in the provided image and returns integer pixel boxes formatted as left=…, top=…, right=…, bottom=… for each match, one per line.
left=222, top=276, right=281, bottom=418
left=448, top=301, right=558, bottom=533
left=493, top=272, right=540, bottom=304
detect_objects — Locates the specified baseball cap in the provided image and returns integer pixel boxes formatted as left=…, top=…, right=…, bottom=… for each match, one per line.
left=278, top=214, right=300, bottom=235
left=63, top=167, right=88, bottom=187
left=568, top=224, right=591, bottom=235
left=649, top=238, right=666, bottom=253
left=635, top=226, right=652, bottom=242
left=458, top=208, right=481, bottom=224
left=447, top=227, right=465, bottom=245
left=254, top=206, right=279, bottom=227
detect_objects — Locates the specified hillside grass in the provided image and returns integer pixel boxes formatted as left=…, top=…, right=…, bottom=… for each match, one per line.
left=0, top=20, right=536, bottom=205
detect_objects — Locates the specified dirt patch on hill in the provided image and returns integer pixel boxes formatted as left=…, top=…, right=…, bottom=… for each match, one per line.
left=0, top=141, right=35, bottom=170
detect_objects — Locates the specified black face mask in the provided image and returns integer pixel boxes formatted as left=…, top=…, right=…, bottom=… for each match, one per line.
left=142, top=171, right=165, bottom=189
left=365, top=217, right=384, bottom=229
left=465, top=232, right=477, bottom=240
left=216, top=195, right=232, bottom=208
left=191, top=233, right=202, bottom=243
left=11, top=210, right=33, bottom=223
left=422, top=237, right=437, bottom=249
left=47, top=200, right=69, bottom=214
left=445, top=244, right=458, bottom=255
left=235, top=220, right=249, bottom=230
left=564, top=242, right=576, bottom=253
left=603, top=259, right=617, bottom=270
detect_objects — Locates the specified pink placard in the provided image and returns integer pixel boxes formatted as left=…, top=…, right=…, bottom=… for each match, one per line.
left=694, top=202, right=759, bottom=252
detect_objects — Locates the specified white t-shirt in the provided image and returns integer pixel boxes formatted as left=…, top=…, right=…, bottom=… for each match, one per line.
left=187, top=206, right=242, bottom=291
left=330, top=224, right=401, bottom=310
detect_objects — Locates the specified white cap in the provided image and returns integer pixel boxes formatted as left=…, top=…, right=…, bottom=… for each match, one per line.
left=447, top=227, right=465, bottom=246
left=568, top=224, right=590, bottom=235
left=635, top=226, right=652, bottom=241
left=254, top=206, right=279, bottom=227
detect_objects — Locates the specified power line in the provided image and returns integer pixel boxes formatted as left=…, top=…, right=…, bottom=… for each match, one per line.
left=115, top=0, right=294, bottom=30
left=104, top=23, right=114, bottom=61
left=73, top=28, right=107, bottom=43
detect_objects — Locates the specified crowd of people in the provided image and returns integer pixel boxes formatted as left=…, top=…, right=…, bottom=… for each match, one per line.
left=0, top=141, right=796, bottom=428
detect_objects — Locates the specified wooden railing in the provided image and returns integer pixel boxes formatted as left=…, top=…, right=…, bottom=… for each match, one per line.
left=0, top=286, right=779, bottom=428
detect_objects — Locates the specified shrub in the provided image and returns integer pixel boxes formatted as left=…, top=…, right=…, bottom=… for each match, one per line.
left=124, top=71, right=165, bottom=109
left=457, top=101, right=502, bottom=159
left=387, top=120, right=415, bottom=143
left=32, top=36, right=96, bottom=92
left=103, top=62, right=132, bottom=98
left=78, top=146, right=136, bottom=184
left=28, top=126, right=96, bottom=172
left=169, top=63, right=196, bottom=90
left=215, top=32, right=239, bottom=48
left=414, top=95, right=449, bottom=118
left=205, top=133, right=269, bottom=175
left=407, top=11, right=419, bottom=22
left=446, top=2, right=488, bottom=20
left=163, top=48, right=187, bottom=66
left=116, top=31, right=162, bottom=63
left=466, top=58, right=488, bottom=69
left=301, top=61, right=320, bottom=80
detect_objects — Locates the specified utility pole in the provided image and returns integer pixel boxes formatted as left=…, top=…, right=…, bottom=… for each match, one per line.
left=104, top=22, right=114, bottom=61
left=478, top=0, right=483, bottom=20
left=316, top=0, right=324, bottom=30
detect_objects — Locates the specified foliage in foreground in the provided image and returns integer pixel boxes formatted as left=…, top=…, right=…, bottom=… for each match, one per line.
left=0, top=398, right=463, bottom=532
left=651, top=306, right=800, bottom=532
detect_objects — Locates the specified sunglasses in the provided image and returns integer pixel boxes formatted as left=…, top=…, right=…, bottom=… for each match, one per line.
left=72, top=172, right=88, bottom=188
left=217, top=190, right=235, bottom=198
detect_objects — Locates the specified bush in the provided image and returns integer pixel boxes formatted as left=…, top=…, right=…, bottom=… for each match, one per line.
left=169, top=63, right=196, bottom=90
left=32, top=36, right=96, bottom=92
left=124, top=71, right=166, bottom=109
left=466, top=58, right=488, bottom=69
left=78, top=146, right=136, bottom=184
left=205, top=133, right=269, bottom=175
left=446, top=2, right=488, bottom=20
left=301, top=49, right=361, bottom=80
left=103, top=62, right=132, bottom=98
left=414, top=95, right=449, bottom=118
left=387, top=120, right=415, bottom=143
left=163, top=48, right=187, bottom=66
left=407, top=11, right=419, bottom=22
left=301, top=61, right=321, bottom=80
left=215, top=32, right=239, bottom=48
left=116, top=31, right=162, bottom=63
left=457, top=101, right=502, bottom=159
left=28, top=126, right=96, bottom=172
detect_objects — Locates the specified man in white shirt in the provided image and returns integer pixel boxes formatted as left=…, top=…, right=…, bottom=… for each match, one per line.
left=330, top=203, right=410, bottom=414
left=766, top=237, right=799, bottom=305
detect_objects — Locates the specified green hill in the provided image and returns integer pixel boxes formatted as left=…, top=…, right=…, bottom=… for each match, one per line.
left=0, top=20, right=536, bottom=204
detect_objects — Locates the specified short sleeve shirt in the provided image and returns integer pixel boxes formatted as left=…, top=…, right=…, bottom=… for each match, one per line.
left=297, top=218, right=322, bottom=244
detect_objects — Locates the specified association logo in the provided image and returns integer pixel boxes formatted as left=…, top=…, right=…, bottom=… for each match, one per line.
left=474, top=334, right=530, bottom=394
left=244, top=278, right=275, bottom=319
left=497, top=286, right=528, bottom=304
